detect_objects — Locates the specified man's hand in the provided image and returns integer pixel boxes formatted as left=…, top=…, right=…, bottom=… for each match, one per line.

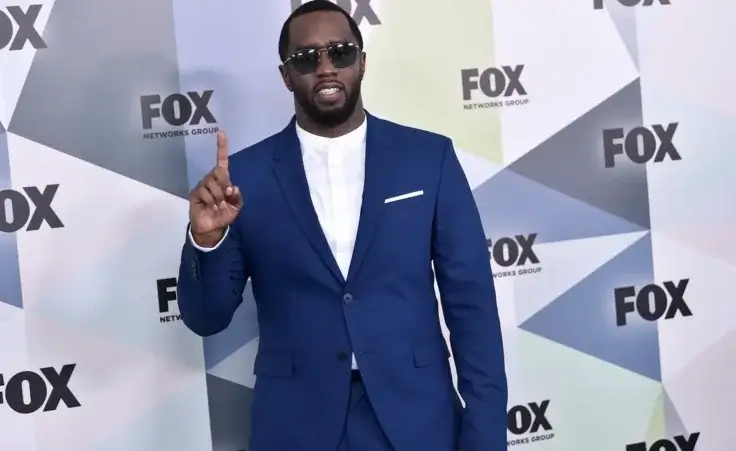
left=188, top=131, right=243, bottom=247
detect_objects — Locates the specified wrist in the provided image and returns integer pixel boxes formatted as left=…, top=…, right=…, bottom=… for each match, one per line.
left=191, top=227, right=226, bottom=247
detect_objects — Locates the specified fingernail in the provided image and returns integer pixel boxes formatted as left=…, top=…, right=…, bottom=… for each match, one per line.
left=219, top=201, right=226, bottom=209
left=225, top=186, right=233, bottom=195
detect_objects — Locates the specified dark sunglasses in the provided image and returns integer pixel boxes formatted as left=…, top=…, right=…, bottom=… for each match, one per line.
left=283, top=42, right=361, bottom=75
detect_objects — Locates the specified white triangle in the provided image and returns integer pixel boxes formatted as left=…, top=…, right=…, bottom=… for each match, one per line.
left=0, top=309, right=36, bottom=451
left=87, top=377, right=213, bottom=451
left=456, top=145, right=503, bottom=190
left=514, top=231, right=647, bottom=325
left=652, top=232, right=736, bottom=382
left=0, top=0, right=55, bottom=125
left=0, top=305, right=30, bottom=369
left=7, top=132, right=186, bottom=299
left=490, top=0, right=639, bottom=164
left=7, top=133, right=203, bottom=368
left=22, top=315, right=209, bottom=450
left=658, top=222, right=736, bottom=270
left=0, top=298, right=21, bottom=322
left=635, top=0, right=736, bottom=118
left=208, top=336, right=260, bottom=390
left=662, top=329, right=735, bottom=451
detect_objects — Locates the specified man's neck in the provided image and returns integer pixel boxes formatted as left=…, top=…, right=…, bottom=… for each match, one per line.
left=296, top=109, right=366, bottom=138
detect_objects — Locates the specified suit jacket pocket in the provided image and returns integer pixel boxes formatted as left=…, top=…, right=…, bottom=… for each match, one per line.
left=412, top=336, right=451, bottom=368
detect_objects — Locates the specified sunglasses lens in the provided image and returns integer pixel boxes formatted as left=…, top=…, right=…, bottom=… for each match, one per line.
left=326, top=44, right=359, bottom=68
left=288, top=44, right=359, bottom=74
left=291, top=50, right=320, bottom=74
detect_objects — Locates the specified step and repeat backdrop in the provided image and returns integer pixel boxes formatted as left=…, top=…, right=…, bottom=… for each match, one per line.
left=0, top=0, right=734, bottom=450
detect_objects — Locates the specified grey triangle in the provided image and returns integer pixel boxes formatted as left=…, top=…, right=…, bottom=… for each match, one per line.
left=206, top=373, right=254, bottom=451
left=8, top=0, right=190, bottom=199
left=602, top=0, right=640, bottom=68
left=0, top=124, right=22, bottom=310
left=507, top=79, right=650, bottom=229
left=663, top=388, right=688, bottom=437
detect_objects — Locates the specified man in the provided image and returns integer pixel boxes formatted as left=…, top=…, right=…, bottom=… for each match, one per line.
left=177, top=1, right=507, bottom=450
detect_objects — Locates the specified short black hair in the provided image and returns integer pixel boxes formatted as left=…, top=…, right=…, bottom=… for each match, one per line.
left=278, top=0, right=364, bottom=62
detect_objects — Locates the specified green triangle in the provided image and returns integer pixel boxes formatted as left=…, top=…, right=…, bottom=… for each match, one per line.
left=645, top=387, right=666, bottom=441
left=361, top=0, right=503, bottom=164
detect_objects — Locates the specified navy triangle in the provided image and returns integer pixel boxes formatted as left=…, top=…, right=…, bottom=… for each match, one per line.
left=473, top=166, right=644, bottom=245
left=203, top=282, right=259, bottom=370
left=520, top=233, right=660, bottom=381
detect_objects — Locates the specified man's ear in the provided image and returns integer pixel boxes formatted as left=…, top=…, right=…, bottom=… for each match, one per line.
left=278, top=65, right=293, bottom=92
left=359, top=53, right=366, bottom=81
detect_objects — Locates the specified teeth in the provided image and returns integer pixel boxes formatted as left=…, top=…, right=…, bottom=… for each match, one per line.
left=319, top=87, right=339, bottom=95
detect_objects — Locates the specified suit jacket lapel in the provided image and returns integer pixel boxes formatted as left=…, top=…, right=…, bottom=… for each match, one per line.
left=272, top=118, right=345, bottom=284
left=346, top=112, right=395, bottom=284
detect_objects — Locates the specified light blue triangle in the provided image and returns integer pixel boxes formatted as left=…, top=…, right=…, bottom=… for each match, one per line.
left=474, top=167, right=645, bottom=245
left=521, top=233, right=661, bottom=381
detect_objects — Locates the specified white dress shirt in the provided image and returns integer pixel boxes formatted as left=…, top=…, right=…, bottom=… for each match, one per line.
left=189, top=116, right=367, bottom=370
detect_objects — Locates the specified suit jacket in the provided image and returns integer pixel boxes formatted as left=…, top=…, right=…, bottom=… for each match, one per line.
left=177, top=112, right=508, bottom=451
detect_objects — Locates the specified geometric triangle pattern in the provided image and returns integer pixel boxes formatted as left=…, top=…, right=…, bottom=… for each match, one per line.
left=602, top=0, right=640, bottom=69
left=0, top=124, right=22, bottom=309
left=506, top=78, right=650, bottom=230
left=662, top=388, right=688, bottom=439
left=473, top=166, right=646, bottom=245
left=1, top=0, right=733, bottom=450
left=520, top=233, right=660, bottom=382
left=508, top=230, right=647, bottom=327
left=203, top=283, right=258, bottom=372
left=204, top=374, right=255, bottom=451
left=7, top=0, right=190, bottom=199
left=645, top=388, right=667, bottom=442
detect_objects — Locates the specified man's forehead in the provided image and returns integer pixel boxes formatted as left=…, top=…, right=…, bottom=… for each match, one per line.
left=289, top=10, right=353, bottom=48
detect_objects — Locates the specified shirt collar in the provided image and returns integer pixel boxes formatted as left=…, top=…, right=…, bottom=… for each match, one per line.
left=295, top=114, right=367, bottom=152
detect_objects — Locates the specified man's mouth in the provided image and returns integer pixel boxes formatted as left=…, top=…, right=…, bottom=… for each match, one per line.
left=315, top=84, right=343, bottom=102
left=318, top=87, right=340, bottom=96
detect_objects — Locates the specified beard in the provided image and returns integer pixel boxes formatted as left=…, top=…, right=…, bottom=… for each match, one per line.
left=295, top=81, right=362, bottom=128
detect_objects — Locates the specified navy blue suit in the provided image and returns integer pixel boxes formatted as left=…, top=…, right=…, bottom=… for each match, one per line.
left=178, top=113, right=507, bottom=451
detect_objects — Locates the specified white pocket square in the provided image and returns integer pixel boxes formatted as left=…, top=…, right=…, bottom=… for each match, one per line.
left=384, top=190, right=424, bottom=204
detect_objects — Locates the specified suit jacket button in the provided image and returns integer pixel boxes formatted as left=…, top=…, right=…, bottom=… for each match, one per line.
left=343, top=293, right=353, bottom=304
left=336, top=352, right=349, bottom=361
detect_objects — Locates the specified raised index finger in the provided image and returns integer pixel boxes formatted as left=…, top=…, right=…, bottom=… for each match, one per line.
left=216, top=131, right=229, bottom=169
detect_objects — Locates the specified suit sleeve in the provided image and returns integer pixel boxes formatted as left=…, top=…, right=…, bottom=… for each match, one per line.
left=431, top=139, right=508, bottom=451
left=188, top=225, right=230, bottom=252
left=177, top=223, right=249, bottom=336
